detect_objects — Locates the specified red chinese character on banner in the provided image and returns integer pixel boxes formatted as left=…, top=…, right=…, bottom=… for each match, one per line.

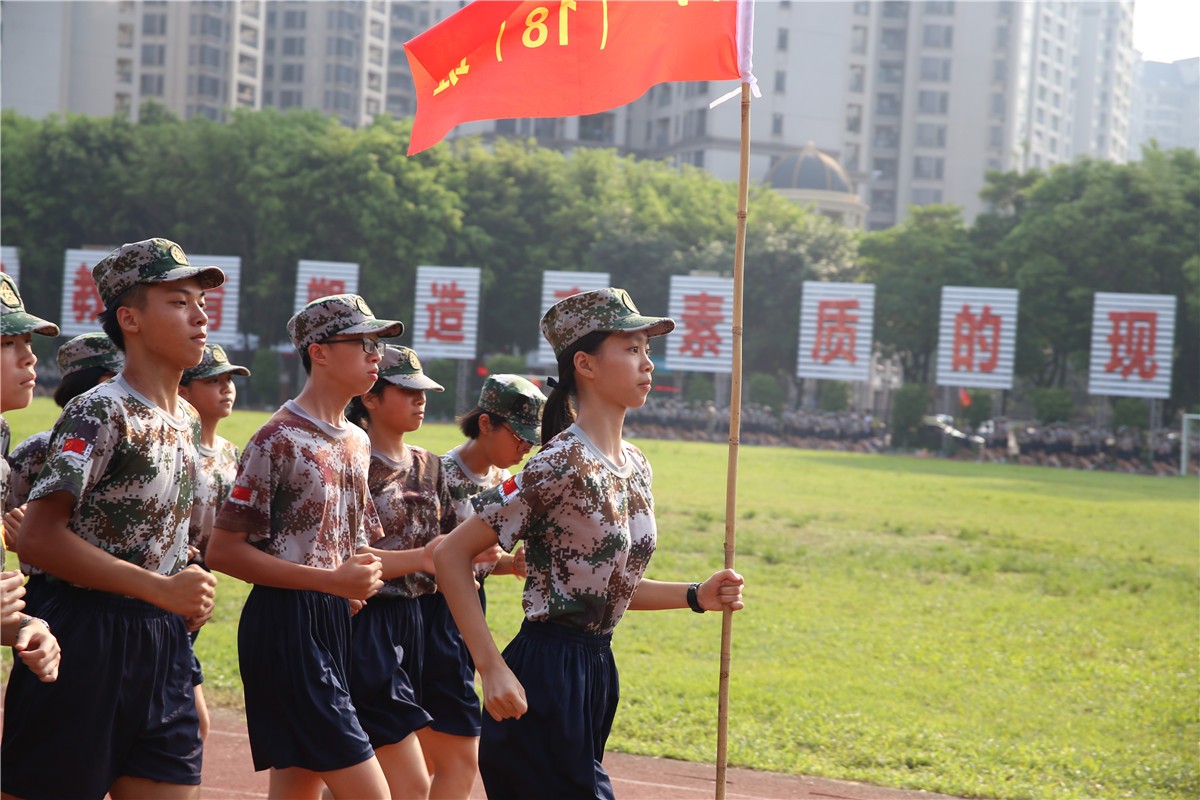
left=679, top=292, right=724, bottom=357
left=307, top=277, right=346, bottom=303
left=811, top=298, right=860, bottom=364
left=951, top=304, right=1002, bottom=373
left=554, top=286, right=583, bottom=300
left=1104, top=311, right=1158, bottom=380
left=71, top=263, right=105, bottom=323
left=425, top=281, right=466, bottom=343
left=204, top=284, right=225, bottom=331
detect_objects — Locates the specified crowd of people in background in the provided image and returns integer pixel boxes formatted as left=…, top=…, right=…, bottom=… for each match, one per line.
left=624, top=396, right=1197, bottom=477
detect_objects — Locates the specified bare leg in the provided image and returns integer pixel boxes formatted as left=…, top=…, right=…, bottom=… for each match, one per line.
left=193, top=683, right=210, bottom=742
left=109, top=777, right=199, bottom=800
left=376, top=734, right=431, bottom=799
left=319, top=756, right=389, bottom=800
left=416, top=728, right=478, bottom=800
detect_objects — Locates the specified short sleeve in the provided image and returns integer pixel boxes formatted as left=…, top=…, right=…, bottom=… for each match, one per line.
left=29, top=395, right=123, bottom=506
left=214, top=429, right=279, bottom=541
left=472, top=453, right=567, bottom=553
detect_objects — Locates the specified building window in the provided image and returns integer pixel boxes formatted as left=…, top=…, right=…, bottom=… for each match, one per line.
left=851, top=26, right=867, bottom=54
left=280, top=89, right=302, bottom=108
left=873, top=157, right=897, bottom=179
left=143, top=14, right=166, bottom=35
left=871, top=189, right=896, bottom=212
left=240, top=24, right=259, bottom=48
left=917, top=90, right=949, bottom=114
left=993, top=60, right=1007, bottom=82
left=845, top=104, right=862, bottom=133
left=922, top=25, right=953, bottom=48
left=580, top=112, right=616, bottom=143
left=282, top=64, right=304, bottom=82
left=142, top=44, right=166, bottom=66
left=849, top=65, right=865, bottom=92
left=282, top=37, right=305, bottom=56
left=876, top=92, right=901, bottom=115
left=925, top=1, right=955, bottom=15
left=115, top=93, right=132, bottom=116
left=873, top=125, right=898, bottom=148
left=774, top=71, right=786, bottom=94
left=991, top=93, right=1005, bottom=115
left=116, top=59, right=133, bottom=84
left=118, top=23, right=134, bottom=48
left=916, top=123, right=946, bottom=147
left=879, top=61, right=904, bottom=83
left=777, top=29, right=789, bottom=51
left=237, top=82, right=255, bottom=107
left=283, top=10, right=306, bottom=29
left=141, top=74, right=164, bottom=95
left=772, top=113, right=784, bottom=136
left=881, top=29, right=906, bottom=50
left=911, top=188, right=943, bottom=205
left=913, top=156, right=944, bottom=179
left=918, top=57, right=949, bottom=81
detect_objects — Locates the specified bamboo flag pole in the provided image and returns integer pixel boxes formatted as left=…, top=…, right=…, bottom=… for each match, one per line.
left=715, top=80, right=752, bottom=800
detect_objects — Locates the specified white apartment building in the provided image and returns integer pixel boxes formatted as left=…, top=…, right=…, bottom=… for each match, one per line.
left=1129, top=56, right=1200, bottom=158
left=261, top=1, right=390, bottom=128
left=2, top=0, right=265, bottom=122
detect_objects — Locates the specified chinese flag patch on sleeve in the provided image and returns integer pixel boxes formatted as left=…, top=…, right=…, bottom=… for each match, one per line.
left=229, top=484, right=255, bottom=505
left=500, top=475, right=519, bottom=501
left=60, top=437, right=93, bottom=461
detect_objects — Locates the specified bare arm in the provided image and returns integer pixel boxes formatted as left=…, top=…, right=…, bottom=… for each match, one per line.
left=21, top=491, right=215, bottom=618
left=207, top=525, right=382, bottom=600
left=433, top=515, right=528, bottom=721
left=629, top=569, right=746, bottom=612
left=362, top=543, right=434, bottom=581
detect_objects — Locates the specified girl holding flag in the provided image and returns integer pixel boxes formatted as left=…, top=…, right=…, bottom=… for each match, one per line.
left=433, top=288, right=745, bottom=799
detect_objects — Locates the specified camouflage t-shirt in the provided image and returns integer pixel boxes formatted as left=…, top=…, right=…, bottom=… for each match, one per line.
left=216, top=401, right=382, bottom=569
left=188, top=435, right=240, bottom=557
left=472, top=424, right=658, bottom=635
left=441, top=444, right=511, bottom=580
left=6, top=430, right=50, bottom=512
left=28, top=376, right=200, bottom=579
left=368, top=444, right=457, bottom=599
left=0, top=416, right=11, bottom=518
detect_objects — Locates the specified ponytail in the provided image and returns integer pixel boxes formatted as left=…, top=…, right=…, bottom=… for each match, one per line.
left=541, top=330, right=609, bottom=446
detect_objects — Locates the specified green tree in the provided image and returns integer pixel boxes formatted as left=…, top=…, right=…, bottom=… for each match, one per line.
left=860, top=206, right=978, bottom=383
left=890, top=383, right=929, bottom=448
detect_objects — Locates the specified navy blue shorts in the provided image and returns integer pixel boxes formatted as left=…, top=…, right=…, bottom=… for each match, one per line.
left=239, top=586, right=374, bottom=773
left=479, top=620, right=618, bottom=800
left=350, top=596, right=432, bottom=748
left=1, top=581, right=202, bottom=800
left=418, top=592, right=483, bottom=737
left=189, top=629, right=204, bottom=686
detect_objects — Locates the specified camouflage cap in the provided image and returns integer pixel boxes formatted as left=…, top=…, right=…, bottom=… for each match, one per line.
left=92, top=238, right=225, bottom=307
left=287, top=293, right=404, bottom=353
left=478, top=374, right=546, bottom=445
left=181, top=344, right=251, bottom=383
left=57, top=332, right=123, bottom=377
left=1, top=272, right=60, bottom=337
left=540, top=287, right=674, bottom=358
left=377, top=345, right=444, bottom=392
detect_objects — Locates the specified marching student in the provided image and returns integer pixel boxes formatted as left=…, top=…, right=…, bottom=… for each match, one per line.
left=434, top=288, right=746, bottom=799
left=207, top=295, right=417, bottom=800
left=441, top=374, right=548, bottom=610
left=0, top=271, right=62, bottom=686
left=5, top=332, right=124, bottom=556
left=345, top=344, right=495, bottom=800
left=2, top=239, right=222, bottom=799
left=178, top=342, right=250, bottom=742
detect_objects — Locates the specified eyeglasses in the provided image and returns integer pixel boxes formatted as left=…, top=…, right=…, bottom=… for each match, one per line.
left=500, top=422, right=533, bottom=452
left=322, top=337, right=384, bottom=356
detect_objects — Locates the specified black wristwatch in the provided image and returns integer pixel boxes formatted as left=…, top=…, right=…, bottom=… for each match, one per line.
left=687, top=582, right=706, bottom=613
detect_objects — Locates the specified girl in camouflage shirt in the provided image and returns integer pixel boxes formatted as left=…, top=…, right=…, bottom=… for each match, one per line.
left=434, top=288, right=746, bottom=800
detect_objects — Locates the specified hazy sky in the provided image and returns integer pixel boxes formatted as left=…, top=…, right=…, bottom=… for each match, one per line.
left=1133, top=0, right=1200, bottom=62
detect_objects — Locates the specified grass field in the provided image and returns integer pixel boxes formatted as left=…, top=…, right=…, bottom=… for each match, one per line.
left=4, top=398, right=1198, bottom=800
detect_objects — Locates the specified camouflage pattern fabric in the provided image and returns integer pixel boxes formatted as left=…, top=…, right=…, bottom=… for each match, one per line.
left=441, top=446, right=511, bottom=580
left=6, top=431, right=50, bottom=513
left=286, top=294, right=404, bottom=353
left=216, top=401, right=382, bottom=569
left=182, top=344, right=249, bottom=383
left=188, top=436, right=240, bottom=556
left=540, top=287, right=674, bottom=358
left=367, top=445, right=457, bottom=598
left=28, top=376, right=200, bottom=579
left=377, top=345, right=443, bottom=391
left=91, top=238, right=224, bottom=307
left=0, top=272, right=59, bottom=337
left=472, top=423, right=658, bottom=635
left=477, top=375, right=546, bottom=445
left=0, top=418, right=10, bottom=528
left=57, top=332, right=123, bottom=377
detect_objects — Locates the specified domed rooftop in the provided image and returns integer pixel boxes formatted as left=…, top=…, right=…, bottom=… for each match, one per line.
left=764, top=141, right=853, bottom=193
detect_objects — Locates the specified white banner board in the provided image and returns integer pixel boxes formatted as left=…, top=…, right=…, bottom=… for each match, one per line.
left=59, top=249, right=107, bottom=337
left=188, top=254, right=241, bottom=348
left=1087, top=292, right=1176, bottom=399
left=536, top=271, right=611, bottom=365
left=666, top=275, right=734, bottom=374
left=412, top=265, right=480, bottom=360
left=797, top=281, right=875, bottom=382
left=935, top=286, right=1018, bottom=390
left=293, top=260, right=359, bottom=313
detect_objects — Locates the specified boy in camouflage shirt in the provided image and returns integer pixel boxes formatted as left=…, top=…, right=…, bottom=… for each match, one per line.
left=434, top=287, right=746, bottom=800
left=208, top=295, right=422, bottom=800
left=2, top=239, right=222, bottom=799
left=0, top=271, right=62, bottom=688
